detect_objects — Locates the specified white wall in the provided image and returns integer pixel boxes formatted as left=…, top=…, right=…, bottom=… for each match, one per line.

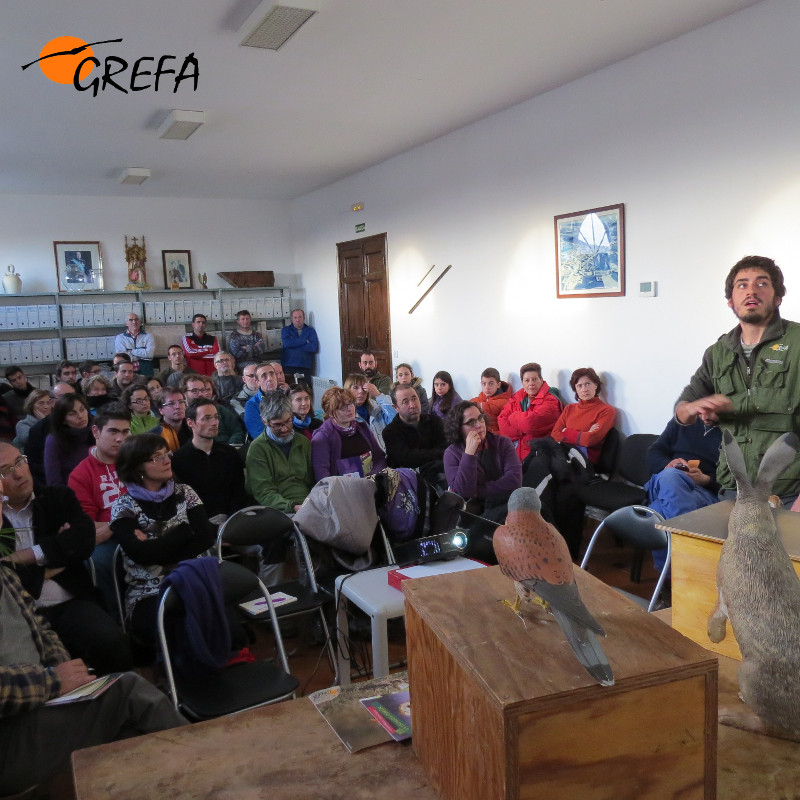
left=0, top=194, right=295, bottom=295
left=290, top=0, right=800, bottom=435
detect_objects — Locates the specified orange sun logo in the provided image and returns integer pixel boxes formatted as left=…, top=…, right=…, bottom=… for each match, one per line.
left=38, top=36, right=96, bottom=84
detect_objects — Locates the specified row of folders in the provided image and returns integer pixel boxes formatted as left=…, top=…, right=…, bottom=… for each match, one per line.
left=0, top=336, right=122, bottom=365
left=0, top=295, right=290, bottom=331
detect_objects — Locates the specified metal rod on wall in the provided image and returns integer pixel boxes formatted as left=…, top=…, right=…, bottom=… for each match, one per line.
left=408, top=265, right=452, bottom=314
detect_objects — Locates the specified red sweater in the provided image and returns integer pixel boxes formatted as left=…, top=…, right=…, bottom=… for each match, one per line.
left=67, top=450, right=127, bottom=522
left=470, top=382, right=513, bottom=434
left=550, top=397, right=616, bottom=464
left=497, top=383, right=562, bottom=461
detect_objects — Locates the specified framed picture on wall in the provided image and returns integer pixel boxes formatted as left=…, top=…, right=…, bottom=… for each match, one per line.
left=554, top=203, right=625, bottom=299
left=162, top=250, right=193, bottom=289
left=54, top=241, right=104, bottom=292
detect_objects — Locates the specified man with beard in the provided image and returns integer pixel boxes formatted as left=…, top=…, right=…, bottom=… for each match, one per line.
left=358, top=351, right=391, bottom=396
left=676, top=255, right=800, bottom=504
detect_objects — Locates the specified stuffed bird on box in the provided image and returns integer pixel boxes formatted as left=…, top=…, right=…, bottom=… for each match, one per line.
left=493, top=486, right=614, bottom=686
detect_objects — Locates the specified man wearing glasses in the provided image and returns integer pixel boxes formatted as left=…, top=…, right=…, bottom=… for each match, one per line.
left=180, top=375, right=244, bottom=445
left=245, top=391, right=314, bottom=515
left=211, top=351, right=239, bottom=406
left=243, top=363, right=279, bottom=440
left=153, top=389, right=191, bottom=452
left=0, top=442, right=132, bottom=676
left=230, top=363, right=259, bottom=419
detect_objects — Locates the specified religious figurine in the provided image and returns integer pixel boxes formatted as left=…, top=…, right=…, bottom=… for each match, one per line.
left=124, top=235, right=150, bottom=290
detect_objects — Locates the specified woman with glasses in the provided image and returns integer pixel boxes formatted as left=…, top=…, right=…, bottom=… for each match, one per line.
left=342, top=373, right=395, bottom=450
left=443, top=401, right=521, bottom=562
left=43, top=394, right=94, bottom=486
left=14, top=389, right=52, bottom=452
left=311, top=386, right=386, bottom=481
left=122, top=384, right=159, bottom=435
left=110, top=433, right=216, bottom=642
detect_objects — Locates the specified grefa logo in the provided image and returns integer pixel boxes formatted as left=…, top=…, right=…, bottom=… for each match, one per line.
left=21, top=36, right=198, bottom=97
left=771, top=344, right=789, bottom=352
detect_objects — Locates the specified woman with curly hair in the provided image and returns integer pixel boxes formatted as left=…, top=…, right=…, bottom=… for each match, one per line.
left=443, top=400, right=521, bottom=562
left=311, top=386, right=387, bottom=481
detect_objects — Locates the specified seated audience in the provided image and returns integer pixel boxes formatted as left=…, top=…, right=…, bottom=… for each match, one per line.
left=498, top=362, right=562, bottom=460
left=0, top=393, right=16, bottom=443
left=645, top=417, right=722, bottom=570
left=110, top=434, right=216, bottom=643
left=430, top=370, right=462, bottom=420
left=246, top=391, right=315, bottom=513
left=25, top=382, right=76, bottom=484
left=78, top=359, right=102, bottom=380
left=158, top=344, right=197, bottom=388
left=244, top=363, right=279, bottom=439
left=0, top=442, right=132, bottom=676
left=230, top=363, right=259, bottom=418
left=2, top=366, right=35, bottom=420
left=212, top=351, right=239, bottom=406
left=108, top=358, right=136, bottom=399
left=122, top=384, right=160, bottom=435
left=392, top=363, right=430, bottom=413
left=43, top=394, right=94, bottom=486
left=0, top=563, right=186, bottom=795
left=289, top=382, right=321, bottom=440
left=470, top=366, right=513, bottom=434
left=358, top=351, right=391, bottom=395
left=343, top=372, right=396, bottom=450
left=270, top=362, right=291, bottom=392
left=443, top=401, right=522, bottom=562
left=181, top=374, right=244, bottom=445
left=171, top=399, right=248, bottom=523
left=146, top=376, right=163, bottom=399
left=382, top=384, right=447, bottom=479
left=55, top=360, right=81, bottom=391
left=311, top=386, right=387, bottom=480
left=152, top=388, right=191, bottom=452
left=82, top=373, right=114, bottom=413
left=68, top=405, right=131, bottom=611
left=14, top=389, right=52, bottom=452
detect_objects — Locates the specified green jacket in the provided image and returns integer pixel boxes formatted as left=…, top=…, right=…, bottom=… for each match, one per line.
left=678, top=314, right=800, bottom=496
left=245, top=431, right=314, bottom=513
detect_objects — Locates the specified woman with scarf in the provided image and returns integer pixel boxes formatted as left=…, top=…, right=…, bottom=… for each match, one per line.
left=342, top=372, right=396, bottom=451
left=289, top=382, right=322, bottom=440
left=311, top=386, right=386, bottom=481
left=110, top=433, right=216, bottom=643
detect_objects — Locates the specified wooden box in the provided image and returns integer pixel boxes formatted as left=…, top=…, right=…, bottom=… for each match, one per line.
left=404, top=566, right=718, bottom=800
left=663, top=501, right=800, bottom=661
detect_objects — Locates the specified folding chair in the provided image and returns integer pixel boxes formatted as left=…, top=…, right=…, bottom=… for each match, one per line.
left=216, top=506, right=336, bottom=669
left=579, top=505, right=670, bottom=612
left=157, top=558, right=298, bottom=720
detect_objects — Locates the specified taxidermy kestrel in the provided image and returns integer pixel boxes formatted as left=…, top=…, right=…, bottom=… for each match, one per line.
left=493, top=487, right=614, bottom=686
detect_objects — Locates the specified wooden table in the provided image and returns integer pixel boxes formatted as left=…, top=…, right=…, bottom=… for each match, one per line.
left=657, top=500, right=800, bottom=659
left=72, top=694, right=439, bottom=800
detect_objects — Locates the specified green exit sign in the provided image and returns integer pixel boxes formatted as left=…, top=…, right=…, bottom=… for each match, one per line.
left=355, top=223, right=365, bottom=233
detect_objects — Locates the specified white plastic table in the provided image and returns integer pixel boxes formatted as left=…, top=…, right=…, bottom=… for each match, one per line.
left=334, top=558, right=486, bottom=685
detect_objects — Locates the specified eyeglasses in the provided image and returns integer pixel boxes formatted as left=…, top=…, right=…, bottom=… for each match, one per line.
left=162, top=400, right=187, bottom=407
left=150, top=452, right=172, bottom=465
left=130, top=398, right=150, bottom=405
left=462, top=416, right=485, bottom=428
left=0, top=455, right=28, bottom=480
left=268, top=418, right=293, bottom=431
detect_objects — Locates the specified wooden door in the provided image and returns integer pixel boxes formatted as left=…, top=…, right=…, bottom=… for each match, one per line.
left=337, top=233, right=391, bottom=377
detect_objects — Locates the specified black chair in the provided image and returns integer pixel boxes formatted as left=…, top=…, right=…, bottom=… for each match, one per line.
left=216, top=506, right=336, bottom=668
left=578, top=433, right=658, bottom=522
left=579, top=505, right=670, bottom=611
left=157, top=558, right=298, bottom=720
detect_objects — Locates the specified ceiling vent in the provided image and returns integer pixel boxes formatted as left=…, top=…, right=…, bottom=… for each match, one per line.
left=158, top=110, right=206, bottom=140
left=239, top=0, right=318, bottom=50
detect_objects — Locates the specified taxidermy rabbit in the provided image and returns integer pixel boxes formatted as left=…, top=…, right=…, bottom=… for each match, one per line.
left=707, top=430, right=800, bottom=741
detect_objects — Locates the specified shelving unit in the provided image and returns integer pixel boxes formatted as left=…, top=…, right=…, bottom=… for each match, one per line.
left=0, top=286, right=291, bottom=384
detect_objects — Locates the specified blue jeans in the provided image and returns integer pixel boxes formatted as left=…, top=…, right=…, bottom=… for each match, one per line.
left=645, top=468, right=718, bottom=571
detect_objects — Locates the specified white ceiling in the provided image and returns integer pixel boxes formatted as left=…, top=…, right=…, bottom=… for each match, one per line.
left=1, top=0, right=764, bottom=201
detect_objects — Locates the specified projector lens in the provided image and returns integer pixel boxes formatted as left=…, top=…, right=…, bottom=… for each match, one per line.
left=451, top=531, right=467, bottom=550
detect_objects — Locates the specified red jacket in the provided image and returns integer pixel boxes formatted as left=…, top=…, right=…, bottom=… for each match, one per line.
left=497, top=383, right=562, bottom=461
left=470, top=381, right=512, bottom=434
left=550, top=396, right=616, bottom=464
left=181, top=333, right=219, bottom=376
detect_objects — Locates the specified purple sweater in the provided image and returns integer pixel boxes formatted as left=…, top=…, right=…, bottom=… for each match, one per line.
left=43, top=428, right=93, bottom=487
left=311, top=418, right=387, bottom=482
left=443, top=432, right=521, bottom=500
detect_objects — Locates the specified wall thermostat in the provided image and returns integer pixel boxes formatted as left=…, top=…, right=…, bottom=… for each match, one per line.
left=639, top=281, right=657, bottom=297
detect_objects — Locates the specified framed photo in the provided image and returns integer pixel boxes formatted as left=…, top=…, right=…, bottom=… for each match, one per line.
left=54, top=241, right=104, bottom=292
left=554, top=203, right=625, bottom=298
left=162, top=250, right=193, bottom=289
